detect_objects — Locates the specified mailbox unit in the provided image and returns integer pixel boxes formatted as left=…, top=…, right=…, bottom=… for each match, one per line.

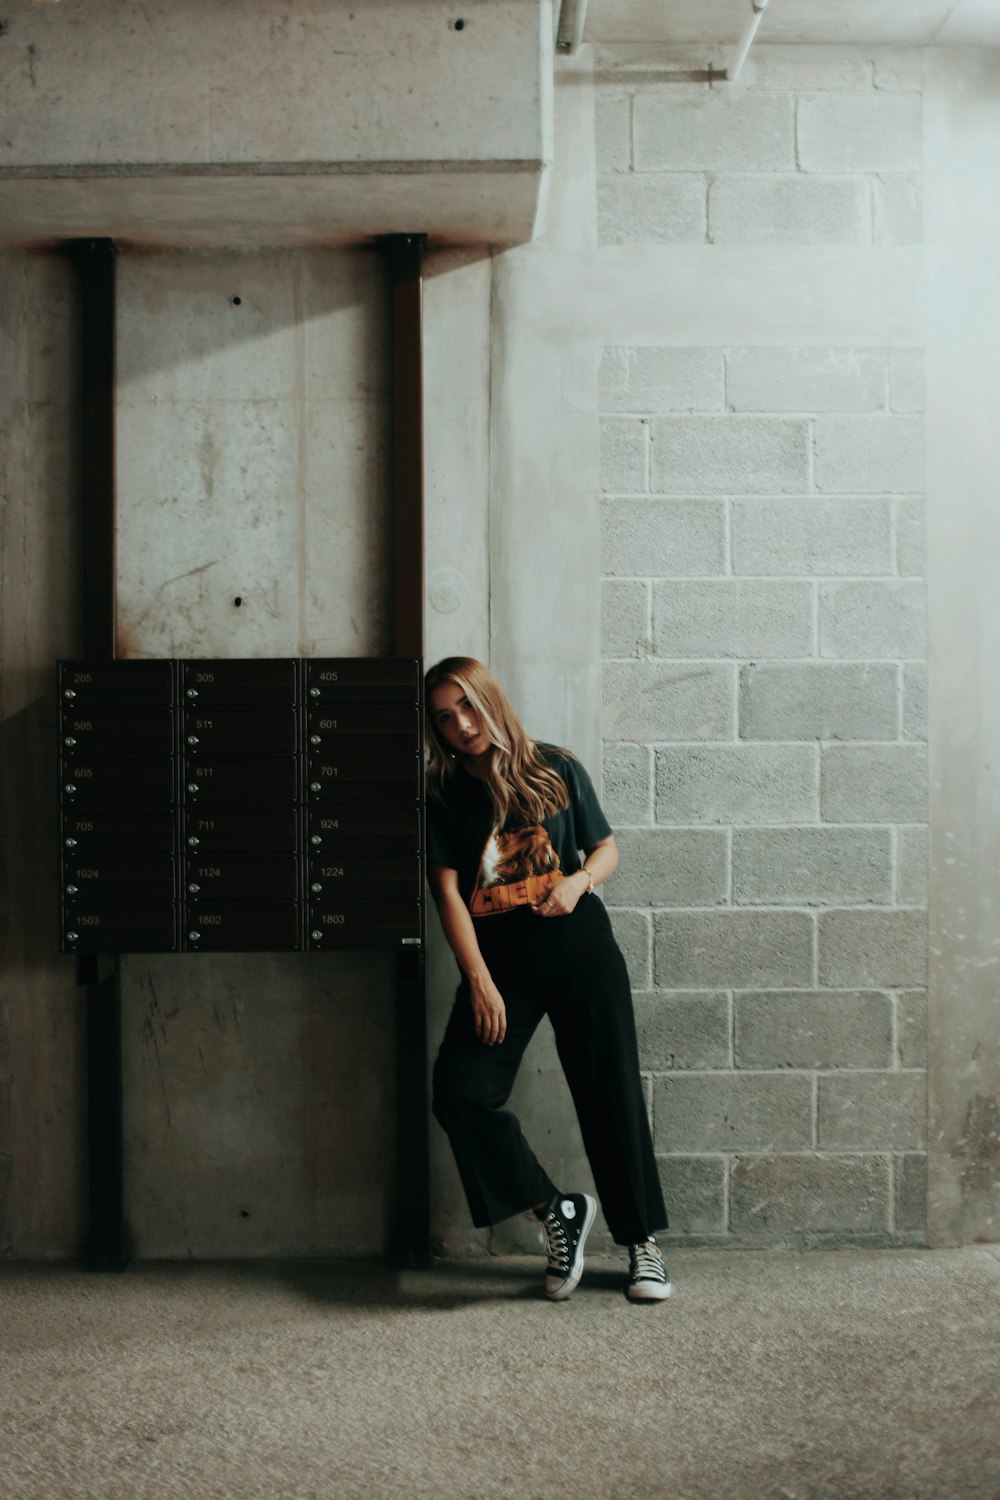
left=59, top=658, right=424, bottom=953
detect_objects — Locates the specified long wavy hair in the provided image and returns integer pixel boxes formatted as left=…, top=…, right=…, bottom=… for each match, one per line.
left=424, top=657, right=571, bottom=827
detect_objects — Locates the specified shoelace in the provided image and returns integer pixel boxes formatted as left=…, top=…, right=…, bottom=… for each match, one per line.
left=541, top=1213, right=570, bottom=1272
left=630, top=1240, right=666, bottom=1282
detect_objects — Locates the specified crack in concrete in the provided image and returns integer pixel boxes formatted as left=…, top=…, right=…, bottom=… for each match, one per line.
left=128, top=560, right=219, bottom=631
left=144, top=976, right=172, bottom=1131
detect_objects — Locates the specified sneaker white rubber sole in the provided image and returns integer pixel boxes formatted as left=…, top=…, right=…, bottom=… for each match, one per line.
left=544, top=1194, right=597, bottom=1301
left=627, top=1277, right=672, bottom=1302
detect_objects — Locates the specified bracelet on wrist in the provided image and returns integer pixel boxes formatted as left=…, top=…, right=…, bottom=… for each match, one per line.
left=579, top=867, right=595, bottom=896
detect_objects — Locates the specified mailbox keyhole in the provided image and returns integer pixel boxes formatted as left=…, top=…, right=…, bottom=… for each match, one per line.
left=234, top=597, right=243, bottom=608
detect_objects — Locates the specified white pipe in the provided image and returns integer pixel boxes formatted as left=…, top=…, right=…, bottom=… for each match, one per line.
left=556, top=0, right=589, bottom=56
left=726, top=0, right=769, bottom=83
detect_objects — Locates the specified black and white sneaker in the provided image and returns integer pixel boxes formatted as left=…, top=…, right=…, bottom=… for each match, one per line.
left=538, top=1193, right=596, bottom=1301
left=627, top=1237, right=672, bottom=1301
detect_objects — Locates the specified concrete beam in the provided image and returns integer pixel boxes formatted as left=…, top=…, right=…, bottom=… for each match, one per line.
left=0, top=0, right=552, bottom=247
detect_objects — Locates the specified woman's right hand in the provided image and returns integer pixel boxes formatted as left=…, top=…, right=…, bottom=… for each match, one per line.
left=470, top=976, right=507, bottom=1046
left=427, top=865, right=507, bottom=1046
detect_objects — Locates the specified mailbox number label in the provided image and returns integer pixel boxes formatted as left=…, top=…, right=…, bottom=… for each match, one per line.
left=195, top=673, right=215, bottom=683
left=321, top=914, right=346, bottom=926
left=197, top=867, right=222, bottom=879
left=320, top=867, right=344, bottom=878
left=320, top=819, right=340, bottom=830
left=319, top=671, right=339, bottom=682
left=318, top=719, right=337, bottom=730
left=201, top=915, right=222, bottom=925
left=72, top=673, right=93, bottom=684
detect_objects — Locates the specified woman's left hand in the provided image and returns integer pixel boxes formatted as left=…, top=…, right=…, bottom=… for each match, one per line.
left=531, top=872, right=588, bottom=918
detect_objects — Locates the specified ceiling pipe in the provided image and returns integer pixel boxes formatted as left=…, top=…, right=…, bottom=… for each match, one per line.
left=556, top=0, right=589, bottom=56
left=726, top=0, right=770, bottom=82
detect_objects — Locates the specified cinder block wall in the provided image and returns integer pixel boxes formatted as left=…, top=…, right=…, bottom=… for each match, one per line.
left=596, top=49, right=928, bottom=1246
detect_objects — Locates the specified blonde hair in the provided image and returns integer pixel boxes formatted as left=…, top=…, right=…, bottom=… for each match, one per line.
left=424, top=657, right=570, bottom=827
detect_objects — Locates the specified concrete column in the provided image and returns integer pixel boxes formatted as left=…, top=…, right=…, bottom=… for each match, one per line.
left=488, top=50, right=610, bottom=1252
left=423, top=245, right=495, bottom=1254
left=924, top=48, right=1000, bottom=1246
left=422, top=54, right=609, bottom=1255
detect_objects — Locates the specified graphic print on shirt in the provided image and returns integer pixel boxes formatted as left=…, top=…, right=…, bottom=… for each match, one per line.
left=469, top=824, right=564, bottom=917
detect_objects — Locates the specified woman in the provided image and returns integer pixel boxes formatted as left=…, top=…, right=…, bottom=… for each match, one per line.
left=425, top=657, right=670, bottom=1302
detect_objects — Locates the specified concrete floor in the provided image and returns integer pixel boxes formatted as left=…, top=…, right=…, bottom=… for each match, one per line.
left=2, top=1246, right=999, bottom=1500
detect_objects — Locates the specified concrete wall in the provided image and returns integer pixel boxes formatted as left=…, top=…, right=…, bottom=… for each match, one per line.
left=115, top=248, right=397, bottom=1257
left=425, top=43, right=999, bottom=1253
left=2, top=35, right=998, bottom=1260
left=0, top=246, right=399, bottom=1257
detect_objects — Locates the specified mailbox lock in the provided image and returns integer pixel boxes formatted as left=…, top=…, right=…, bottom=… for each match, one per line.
left=64, top=736, right=77, bottom=747
left=188, top=931, right=201, bottom=942
left=64, top=784, right=76, bottom=795
left=64, top=689, right=76, bottom=700
left=188, top=836, right=200, bottom=847
left=311, top=930, right=323, bottom=941
left=187, top=784, right=199, bottom=794
left=188, top=883, right=201, bottom=894
left=309, top=687, right=321, bottom=697
left=187, top=689, right=198, bottom=699
left=310, top=882, right=322, bottom=893
left=187, top=735, right=199, bottom=746
left=66, top=884, right=78, bottom=895
left=66, top=931, right=79, bottom=942
left=65, top=838, right=78, bottom=848
left=310, top=835, right=322, bottom=845
left=310, top=782, right=321, bottom=792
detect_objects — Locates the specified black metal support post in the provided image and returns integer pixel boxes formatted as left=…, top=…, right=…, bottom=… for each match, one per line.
left=71, top=238, right=129, bottom=1270
left=77, top=240, right=117, bottom=660
left=385, top=234, right=431, bottom=1262
left=78, top=950, right=127, bottom=1269
left=388, top=235, right=426, bottom=660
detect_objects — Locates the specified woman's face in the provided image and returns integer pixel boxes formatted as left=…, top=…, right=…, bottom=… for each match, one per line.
left=430, top=681, right=491, bottom=759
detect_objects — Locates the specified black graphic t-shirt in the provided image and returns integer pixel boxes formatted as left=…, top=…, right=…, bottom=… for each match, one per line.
left=426, top=746, right=613, bottom=918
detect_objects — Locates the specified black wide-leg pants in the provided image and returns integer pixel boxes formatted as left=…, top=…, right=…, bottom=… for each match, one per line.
left=432, top=897, right=668, bottom=1246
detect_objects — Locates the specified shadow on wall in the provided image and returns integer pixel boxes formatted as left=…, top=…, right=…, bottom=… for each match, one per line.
left=109, top=241, right=491, bottom=387
left=113, top=243, right=390, bottom=388
left=0, top=696, right=62, bottom=973
left=0, top=694, right=89, bottom=1255
left=118, top=950, right=398, bottom=1260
